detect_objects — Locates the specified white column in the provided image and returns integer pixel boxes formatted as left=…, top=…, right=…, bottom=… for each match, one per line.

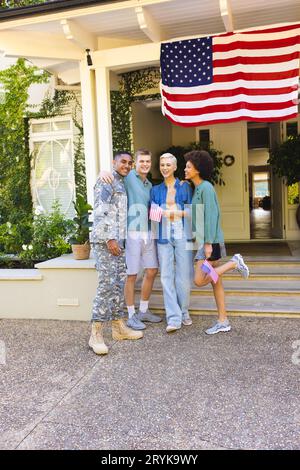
left=95, top=66, right=113, bottom=171
left=79, top=60, right=99, bottom=206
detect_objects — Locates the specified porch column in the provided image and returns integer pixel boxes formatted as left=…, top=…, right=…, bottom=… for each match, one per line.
left=95, top=66, right=113, bottom=171
left=79, top=60, right=99, bottom=205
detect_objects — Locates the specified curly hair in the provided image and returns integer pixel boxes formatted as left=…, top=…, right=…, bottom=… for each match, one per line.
left=184, top=150, right=214, bottom=180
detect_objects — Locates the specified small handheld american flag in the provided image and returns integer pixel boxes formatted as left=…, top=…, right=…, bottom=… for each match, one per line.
left=149, top=203, right=163, bottom=222
left=201, top=260, right=219, bottom=284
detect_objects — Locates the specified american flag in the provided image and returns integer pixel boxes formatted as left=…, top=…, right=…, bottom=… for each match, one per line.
left=149, top=203, right=163, bottom=222
left=160, top=24, right=300, bottom=127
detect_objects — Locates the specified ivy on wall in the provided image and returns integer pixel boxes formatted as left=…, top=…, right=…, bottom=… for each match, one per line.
left=0, top=59, right=86, bottom=227
left=119, top=68, right=161, bottom=100
left=111, top=67, right=161, bottom=154
left=0, top=0, right=48, bottom=8
left=0, top=58, right=49, bottom=224
left=111, top=91, right=132, bottom=155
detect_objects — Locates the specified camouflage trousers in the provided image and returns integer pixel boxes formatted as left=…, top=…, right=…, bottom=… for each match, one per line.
left=91, top=243, right=127, bottom=322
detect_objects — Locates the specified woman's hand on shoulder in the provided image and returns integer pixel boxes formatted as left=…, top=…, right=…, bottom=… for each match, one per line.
left=98, top=171, right=114, bottom=184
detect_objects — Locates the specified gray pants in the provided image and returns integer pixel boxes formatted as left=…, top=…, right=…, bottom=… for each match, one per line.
left=91, top=243, right=126, bottom=322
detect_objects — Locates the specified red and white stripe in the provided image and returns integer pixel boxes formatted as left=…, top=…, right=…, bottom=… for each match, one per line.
left=161, top=24, right=300, bottom=127
left=149, top=204, right=163, bottom=222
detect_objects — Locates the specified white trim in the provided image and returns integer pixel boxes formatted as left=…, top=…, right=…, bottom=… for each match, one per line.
left=95, top=66, right=113, bottom=171
left=60, top=19, right=97, bottom=51
left=0, top=0, right=171, bottom=31
left=219, top=0, right=234, bottom=32
left=79, top=60, right=99, bottom=204
left=135, top=5, right=165, bottom=42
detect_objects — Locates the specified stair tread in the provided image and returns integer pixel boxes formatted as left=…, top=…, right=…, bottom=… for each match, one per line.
left=145, top=294, right=300, bottom=313
left=243, top=257, right=300, bottom=263
left=234, top=266, right=300, bottom=274
left=137, top=279, right=300, bottom=293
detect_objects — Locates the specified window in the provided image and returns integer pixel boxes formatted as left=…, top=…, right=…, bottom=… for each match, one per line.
left=286, top=122, right=298, bottom=138
left=248, top=127, right=270, bottom=149
left=253, top=172, right=270, bottom=198
left=199, top=129, right=210, bottom=148
left=30, top=117, right=75, bottom=218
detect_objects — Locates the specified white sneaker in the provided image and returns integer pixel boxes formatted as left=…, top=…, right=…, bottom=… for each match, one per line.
left=182, top=314, right=193, bottom=326
left=231, top=253, right=250, bottom=279
left=166, top=324, right=181, bottom=333
left=205, top=320, right=231, bottom=335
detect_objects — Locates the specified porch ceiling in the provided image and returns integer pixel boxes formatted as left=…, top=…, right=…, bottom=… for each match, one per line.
left=0, top=0, right=300, bottom=81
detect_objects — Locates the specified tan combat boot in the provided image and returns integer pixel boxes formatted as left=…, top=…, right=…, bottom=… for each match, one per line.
left=112, top=319, right=143, bottom=341
left=89, top=322, right=109, bottom=355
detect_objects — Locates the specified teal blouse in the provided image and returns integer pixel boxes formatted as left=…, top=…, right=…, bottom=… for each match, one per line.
left=192, top=180, right=224, bottom=244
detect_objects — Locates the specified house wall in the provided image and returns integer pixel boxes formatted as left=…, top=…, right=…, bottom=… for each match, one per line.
left=0, top=256, right=97, bottom=321
left=172, top=125, right=195, bottom=147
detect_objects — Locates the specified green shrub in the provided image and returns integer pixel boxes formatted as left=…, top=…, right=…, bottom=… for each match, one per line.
left=0, top=218, right=32, bottom=253
left=19, top=202, right=74, bottom=263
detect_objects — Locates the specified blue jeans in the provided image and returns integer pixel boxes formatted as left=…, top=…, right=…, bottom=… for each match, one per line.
left=157, top=227, right=193, bottom=327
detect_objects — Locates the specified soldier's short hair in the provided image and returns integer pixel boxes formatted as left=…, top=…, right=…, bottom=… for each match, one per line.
left=135, top=149, right=152, bottom=161
left=114, top=151, right=132, bottom=160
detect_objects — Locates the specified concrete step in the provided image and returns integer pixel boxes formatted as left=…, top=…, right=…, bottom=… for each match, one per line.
left=242, top=257, right=300, bottom=265
left=228, top=264, right=300, bottom=275
left=138, top=263, right=300, bottom=281
left=144, top=294, right=300, bottom=318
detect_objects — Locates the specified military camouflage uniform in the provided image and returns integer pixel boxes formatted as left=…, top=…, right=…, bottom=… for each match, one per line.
left=90, top=170, right=127, bottom=322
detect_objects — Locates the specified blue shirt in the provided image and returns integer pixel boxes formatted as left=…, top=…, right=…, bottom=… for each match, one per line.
left=124, top=169, right=152, bottom=232
left=150, top=179, right=193, bottom=244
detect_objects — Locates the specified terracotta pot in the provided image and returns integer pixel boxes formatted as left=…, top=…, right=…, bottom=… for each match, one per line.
left=71, top=242, right=91, bottom=260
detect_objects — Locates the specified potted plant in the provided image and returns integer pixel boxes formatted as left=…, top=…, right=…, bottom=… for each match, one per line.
left=268, top=135, right=300, bottom=229
left=69, top=194, right=93, bottom=260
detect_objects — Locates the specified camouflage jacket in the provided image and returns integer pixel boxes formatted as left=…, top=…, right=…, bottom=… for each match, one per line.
left=90, top=170, right=127, bottom=245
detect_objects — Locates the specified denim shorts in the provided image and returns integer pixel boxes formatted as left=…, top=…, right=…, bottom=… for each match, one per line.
left=194, top=243, right=226, bottom=261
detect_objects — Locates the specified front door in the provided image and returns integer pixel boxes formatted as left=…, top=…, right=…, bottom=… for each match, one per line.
left=210, top=122, right=250, bottom=240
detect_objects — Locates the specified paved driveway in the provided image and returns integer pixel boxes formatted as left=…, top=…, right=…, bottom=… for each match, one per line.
left=0, top=316, right=300, bottom=450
